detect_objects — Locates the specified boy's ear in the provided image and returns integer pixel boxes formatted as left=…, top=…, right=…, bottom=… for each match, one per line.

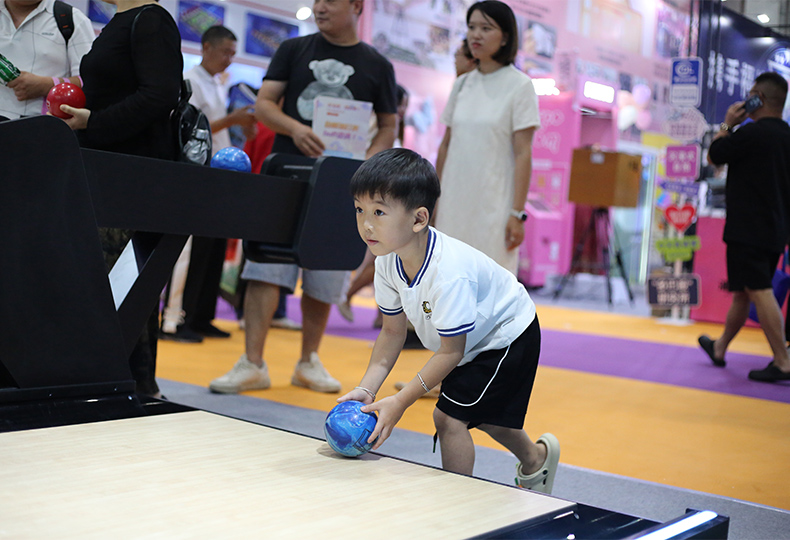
left=413, top=207, right=430, bottom=232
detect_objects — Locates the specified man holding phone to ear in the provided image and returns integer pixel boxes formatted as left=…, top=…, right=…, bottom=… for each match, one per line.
left=699, top=71, right=790, bottom=382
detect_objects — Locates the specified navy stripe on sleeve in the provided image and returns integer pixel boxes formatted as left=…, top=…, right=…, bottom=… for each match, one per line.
left=378, top=305, right=404, bottom=316
left=437, top=321, right=475, bottom=336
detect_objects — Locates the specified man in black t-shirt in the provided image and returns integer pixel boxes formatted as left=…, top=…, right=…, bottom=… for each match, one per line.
left=699, top=71, right=790, bottom=383
left=209, top=0, right=398, bottom=395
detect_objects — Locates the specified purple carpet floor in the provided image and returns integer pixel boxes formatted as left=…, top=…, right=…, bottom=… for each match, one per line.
left=216, top=297, right=790, bottom=404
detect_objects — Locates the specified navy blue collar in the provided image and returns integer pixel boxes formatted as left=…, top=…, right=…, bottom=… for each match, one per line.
left=396, top=229, right=436, bottom=288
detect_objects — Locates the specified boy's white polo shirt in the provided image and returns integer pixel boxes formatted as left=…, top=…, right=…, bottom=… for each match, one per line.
left=375, top=227, right=536, bottom=366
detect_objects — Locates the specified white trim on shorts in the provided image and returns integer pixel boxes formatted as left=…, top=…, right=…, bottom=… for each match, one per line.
left=440, top=344, right=510, bottom=407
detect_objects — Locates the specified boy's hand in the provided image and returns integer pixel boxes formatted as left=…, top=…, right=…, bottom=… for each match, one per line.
left=337, top=387, right=373, bottom=405
left=361, top=395, right=407, bottom=450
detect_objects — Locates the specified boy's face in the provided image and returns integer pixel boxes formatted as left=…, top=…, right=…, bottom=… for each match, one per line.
left=354, top=194, right=421, bottom=257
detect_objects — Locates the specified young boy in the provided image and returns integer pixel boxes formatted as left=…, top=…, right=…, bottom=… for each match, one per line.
left=338, top=148, right=560, bottom=494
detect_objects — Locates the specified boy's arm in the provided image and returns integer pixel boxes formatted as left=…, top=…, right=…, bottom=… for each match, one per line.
left=338, top=311, right=408, bottom=404
left=362, top=333, right=466, bottom=450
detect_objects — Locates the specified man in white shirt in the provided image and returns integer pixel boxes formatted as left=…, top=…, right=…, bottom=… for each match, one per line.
left=185, top=25, right=255, bottom=152
left=161, top=25, right=255, bottom=343
left=0, top=0, right=94, bottom=120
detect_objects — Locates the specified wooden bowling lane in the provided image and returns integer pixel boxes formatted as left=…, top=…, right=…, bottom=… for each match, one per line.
left=0, top=411, right=572, bottom=539
left=156, top=315, right=790, bottom=511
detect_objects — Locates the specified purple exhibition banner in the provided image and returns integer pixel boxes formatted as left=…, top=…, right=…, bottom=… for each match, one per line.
left=698, top=4, right=790, bottom=123
left=244, top=13, right=299, bottom=59
left=178, top=1, right=225, bottom=43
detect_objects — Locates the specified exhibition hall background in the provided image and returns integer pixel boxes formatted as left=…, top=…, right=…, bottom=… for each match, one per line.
left=63, top=0, right=790, bottom=314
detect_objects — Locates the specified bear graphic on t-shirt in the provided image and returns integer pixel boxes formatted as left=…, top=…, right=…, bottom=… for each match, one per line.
left=297, top=58, right=355, bottom=121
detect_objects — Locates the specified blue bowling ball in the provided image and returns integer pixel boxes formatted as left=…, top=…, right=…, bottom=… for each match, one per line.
left=324, top=400, right=378, bottom=457
left=210, top=147, right=252, bottom=172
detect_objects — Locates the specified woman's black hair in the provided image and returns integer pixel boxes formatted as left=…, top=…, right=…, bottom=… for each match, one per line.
left=467, top=1, right=518, bottom=66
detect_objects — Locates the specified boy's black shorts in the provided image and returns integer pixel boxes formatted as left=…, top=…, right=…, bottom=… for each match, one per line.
left=436, top=317, right=540, bottom=430
left=726, top=242, right=781, bottom=292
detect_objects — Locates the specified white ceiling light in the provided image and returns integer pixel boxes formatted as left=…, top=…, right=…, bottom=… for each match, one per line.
left=296, top=6, right=312, bottom=21
left=757, top=13, right=770, bottom=24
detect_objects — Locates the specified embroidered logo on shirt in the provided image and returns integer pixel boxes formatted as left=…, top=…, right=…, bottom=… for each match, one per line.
left=422, top=301, right=432, bottom=319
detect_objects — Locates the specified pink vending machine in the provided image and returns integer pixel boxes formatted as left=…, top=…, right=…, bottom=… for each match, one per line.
left=519, top=78, right=620, bottom=288
left=519, top=92, right=579, bottom=287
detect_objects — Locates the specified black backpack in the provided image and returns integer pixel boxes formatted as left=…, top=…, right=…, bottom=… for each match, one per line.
left=130, top=8, right=212, bottom=165
left=172, top=79, right=212, bottom=165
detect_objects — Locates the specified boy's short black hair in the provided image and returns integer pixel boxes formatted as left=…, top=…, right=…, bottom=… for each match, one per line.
left=201, top=25, right=237, bottom=46
left=350, top=148, right=441, bottom=217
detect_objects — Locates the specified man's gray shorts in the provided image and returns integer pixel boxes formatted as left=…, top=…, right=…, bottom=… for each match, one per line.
left=241, top=261, right=349, bottom=305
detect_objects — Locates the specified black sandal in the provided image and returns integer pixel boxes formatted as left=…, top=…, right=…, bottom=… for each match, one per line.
left=748, top=362, right=790, bottom=383
left=698, top=335, right=726, bottom=367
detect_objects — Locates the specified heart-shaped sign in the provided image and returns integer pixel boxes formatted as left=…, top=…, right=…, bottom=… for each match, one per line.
left=665, top=204, right=696, bottom=232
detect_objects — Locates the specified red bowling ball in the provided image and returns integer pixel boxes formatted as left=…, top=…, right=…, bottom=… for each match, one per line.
left=46, top=82, right=85, bottom=119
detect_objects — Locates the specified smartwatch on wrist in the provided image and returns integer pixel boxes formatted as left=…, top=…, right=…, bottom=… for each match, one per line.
left=509, top=209, right=528, bottom=222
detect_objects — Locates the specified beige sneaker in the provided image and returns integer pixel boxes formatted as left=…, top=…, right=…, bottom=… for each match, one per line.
left=291, top=352, right=341, bottom=393
left=515, top=433, right=560, bottom=494
left=209, top=354, right=270, bottom=394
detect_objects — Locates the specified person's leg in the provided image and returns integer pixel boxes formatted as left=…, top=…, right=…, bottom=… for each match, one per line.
left=274, top=288, right=287, bottom=320
left=190, top=238, right=227, bottom=333
left=711, top=290, right=750, bottom=359
left=785, top=293, right=790, bottom=347
left=181, top=236, right=212, bottom=327
left=433, top=408, right=475, bottom=474
left=290, top=270, right=347, bottom=392
left=271, top=288, right=302, bottom=330
left=477, top=424, right=546, bottom=475
left=209, top=263, right=297, bottom=394
left=748, top=287, right=790, bottom=370
left=244, top=280, right=280, bottom=367
left=161, top=236, right=193, bottom=334
left=299, top=293, right=331, bottom=363
left=128, top=306, right=161, bottom=397
left=208, top=279, right=276, bottom=394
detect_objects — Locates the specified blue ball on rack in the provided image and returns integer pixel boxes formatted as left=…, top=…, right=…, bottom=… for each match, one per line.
left=210, top=147, right=252, bottom=172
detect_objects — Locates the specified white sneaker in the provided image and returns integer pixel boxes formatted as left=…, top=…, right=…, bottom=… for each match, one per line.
left=209, top=354, right=270, bottom=394
left=291, top=352, right=341, bottom=393
left=271, top=317, right=302, bottom=331
left=337, top=301, right=354, bottom=322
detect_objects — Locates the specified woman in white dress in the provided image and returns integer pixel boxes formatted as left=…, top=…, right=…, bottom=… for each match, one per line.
left=435, top=0, right=540, bottom=275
